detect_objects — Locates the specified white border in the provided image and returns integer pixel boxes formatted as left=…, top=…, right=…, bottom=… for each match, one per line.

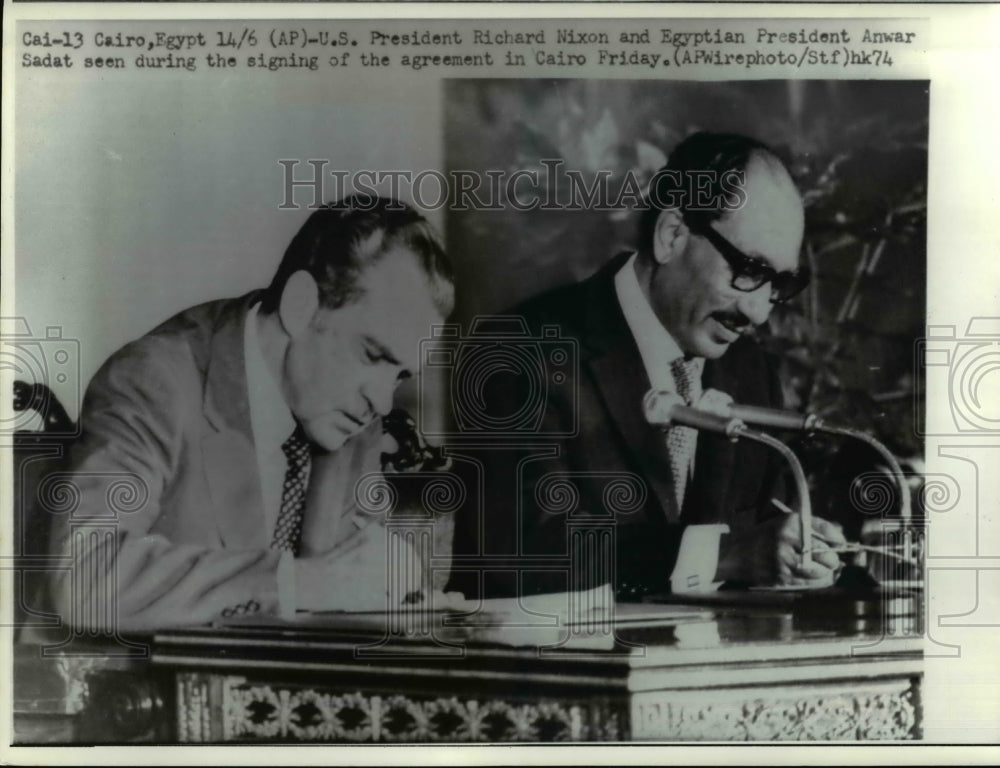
left=3, top=2, right=999, bottom=763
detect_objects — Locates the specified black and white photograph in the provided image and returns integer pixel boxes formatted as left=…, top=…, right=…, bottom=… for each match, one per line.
left=2, top=5, right=999, bottom=761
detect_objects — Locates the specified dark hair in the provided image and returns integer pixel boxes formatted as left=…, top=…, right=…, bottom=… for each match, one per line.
left=638, top=132, right=784, bottom=256
left=260, top=195, right=454, bottom=316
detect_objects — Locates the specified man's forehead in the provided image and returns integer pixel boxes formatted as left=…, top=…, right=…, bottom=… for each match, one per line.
left=717, top=161, right=804, bottom=268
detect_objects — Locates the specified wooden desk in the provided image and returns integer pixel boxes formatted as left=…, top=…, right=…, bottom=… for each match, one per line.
left=13, top=590, right=922, bottom=743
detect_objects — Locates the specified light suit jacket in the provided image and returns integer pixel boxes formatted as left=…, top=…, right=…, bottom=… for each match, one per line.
left=49, top=293, right=381, bottom=630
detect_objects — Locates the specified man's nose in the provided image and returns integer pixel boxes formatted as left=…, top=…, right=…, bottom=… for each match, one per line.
left=735, top=283, right=774, bottom=327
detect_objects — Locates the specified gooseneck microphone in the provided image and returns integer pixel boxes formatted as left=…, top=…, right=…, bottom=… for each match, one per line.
left=644, top=389, right=815, bottom=567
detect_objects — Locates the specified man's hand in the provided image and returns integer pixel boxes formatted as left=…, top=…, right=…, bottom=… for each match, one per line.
left=295, top=521, right=426, bottom=612
left=774, top=514, right=846, bottom=585
left=717, top=514, right=847, bottom=587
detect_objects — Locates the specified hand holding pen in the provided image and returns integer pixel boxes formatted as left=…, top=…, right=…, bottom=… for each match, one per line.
left=770, top=498, right=847, bottom=586
left=770, top=498, right=921, bottom=578
left=715, top=503, right=847, bottom=587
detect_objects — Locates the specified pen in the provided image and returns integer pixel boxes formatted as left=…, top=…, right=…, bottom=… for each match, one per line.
left=826, top=542, right=919, bottom=566
left=770, top=498, right=918, bottom=567
left=772, top=497, right=855, bottom=549
left=770, top=497, right=795, bottom=516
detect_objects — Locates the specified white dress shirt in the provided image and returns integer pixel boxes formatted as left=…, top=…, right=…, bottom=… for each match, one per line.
left=614, top=253, right=704, bottom=478
left=614, top=252, right=686, bottom=391
left=613, top=254, right=724, bottom=592
left=244, top=302, right=297, bottom=616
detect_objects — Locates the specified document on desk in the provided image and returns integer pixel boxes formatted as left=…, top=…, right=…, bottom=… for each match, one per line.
left=296, top=583, right=710, bottom=624
left=443, top=584, right=713, bottom=626
left=219, top=584, right=715, bottom=637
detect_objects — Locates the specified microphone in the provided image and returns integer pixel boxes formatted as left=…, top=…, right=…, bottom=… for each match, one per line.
left=728, top=404, right=824, bottom=431
left=697, top=389, right=824, bottom=431
left=643, top=390, right=746, bottom=440
left=644, top=388, right=816, bottom=567
left=698, top=389, right=911, bottom=519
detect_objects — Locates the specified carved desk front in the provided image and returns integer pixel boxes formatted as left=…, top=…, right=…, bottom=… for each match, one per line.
left=14, top=591, right=923, bottom=743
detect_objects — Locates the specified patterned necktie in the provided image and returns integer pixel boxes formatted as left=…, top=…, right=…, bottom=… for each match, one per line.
left=666, top=357, right=704, bottom=514
left=271, top=425, right=312, bottom=556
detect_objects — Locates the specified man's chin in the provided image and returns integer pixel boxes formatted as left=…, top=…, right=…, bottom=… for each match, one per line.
left=305, top=424, right=351, bottom=452
left=689, top=331, right=733, bottom=360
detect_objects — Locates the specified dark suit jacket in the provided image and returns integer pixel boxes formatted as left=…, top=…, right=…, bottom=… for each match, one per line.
left=447, top=254, right=786, bottom=599
left=48, top=293, right=381, bottom=630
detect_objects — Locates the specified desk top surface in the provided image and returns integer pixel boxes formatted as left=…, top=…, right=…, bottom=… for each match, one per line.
left=145, top=587, right=923, bottom=695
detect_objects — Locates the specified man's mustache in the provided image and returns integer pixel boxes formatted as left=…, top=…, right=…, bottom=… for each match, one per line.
left=712, top=310, right=753, bottom=334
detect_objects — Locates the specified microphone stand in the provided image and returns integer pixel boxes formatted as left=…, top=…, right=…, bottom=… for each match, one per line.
left=815, top=425, right=912, bottom=521
left=736, top=427, right=814, bottom=568
left=643, top=390, right=815, bottom=569
left=709, top=393, right=912, bottom=522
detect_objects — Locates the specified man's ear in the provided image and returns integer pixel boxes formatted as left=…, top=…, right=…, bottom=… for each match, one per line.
left=652, top=208, right=688, bottom=266
left=278, top=270, right=320, bottom=339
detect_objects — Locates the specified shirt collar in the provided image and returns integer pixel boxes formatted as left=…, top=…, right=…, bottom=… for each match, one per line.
left=244, top=302, right=296, bottom=451
left=614, top=252, right=688, bottom=391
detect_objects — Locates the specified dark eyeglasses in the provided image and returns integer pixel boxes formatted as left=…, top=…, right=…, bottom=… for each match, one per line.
left=686, top=219, right=809, bottom=304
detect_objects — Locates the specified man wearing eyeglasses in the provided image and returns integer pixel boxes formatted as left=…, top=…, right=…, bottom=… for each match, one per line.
left=448, top=132, right=846, bottom=601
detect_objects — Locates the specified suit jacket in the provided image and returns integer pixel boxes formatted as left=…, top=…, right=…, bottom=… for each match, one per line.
left=48, top=293, right=381, bottom=630
left=447, top=254, right=785, bottom=599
